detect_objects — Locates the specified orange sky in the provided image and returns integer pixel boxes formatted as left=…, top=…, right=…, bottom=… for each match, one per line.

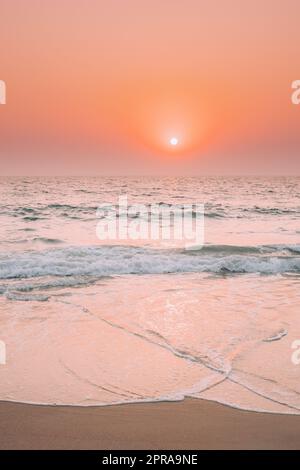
left=0, top=0, right=299, bottom=174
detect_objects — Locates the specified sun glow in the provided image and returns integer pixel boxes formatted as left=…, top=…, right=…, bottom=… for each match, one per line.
left=130, top=86, right=212, bottom=158
left=170, top=137, right=179, bottom=146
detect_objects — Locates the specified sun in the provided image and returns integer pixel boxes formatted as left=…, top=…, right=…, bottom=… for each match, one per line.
left=170, top=137, right=179, bottom=146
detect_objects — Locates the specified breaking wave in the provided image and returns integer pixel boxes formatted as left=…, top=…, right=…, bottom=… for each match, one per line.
left=0, top=244, right=300, bottom=282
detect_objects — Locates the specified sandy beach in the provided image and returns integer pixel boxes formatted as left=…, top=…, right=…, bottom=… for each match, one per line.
left=0, top=399, right=300, bottom=450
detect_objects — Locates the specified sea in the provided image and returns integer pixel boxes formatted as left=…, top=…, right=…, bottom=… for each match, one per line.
left=0, top=176, right=299, bottom=413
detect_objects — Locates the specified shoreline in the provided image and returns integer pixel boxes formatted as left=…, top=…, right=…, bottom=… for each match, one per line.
left=0, top=396, right=298, bottom=415
left=1, top=398, right=300, bottom=450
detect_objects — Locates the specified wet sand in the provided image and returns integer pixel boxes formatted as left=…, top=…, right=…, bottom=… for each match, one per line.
left=0, top=399, right=300, bottom=450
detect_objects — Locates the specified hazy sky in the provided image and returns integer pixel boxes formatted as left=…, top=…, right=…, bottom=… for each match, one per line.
left=0, top=0, right=299, bottom=174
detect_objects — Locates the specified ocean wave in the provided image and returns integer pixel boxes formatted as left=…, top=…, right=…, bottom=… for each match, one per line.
left=0, top=275, right=102, bottom=301
left=243, top=206, right=300, bottom=216
left=6, top=291, right=50, bottom=301
left=32, top=237, right=64, bottom=244
left=1, top=201, right=299, bottom=221
left=0, top=244, right=300, bottom=283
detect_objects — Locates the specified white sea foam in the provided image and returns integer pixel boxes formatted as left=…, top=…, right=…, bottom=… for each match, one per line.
left=0, top=245, right=299, bottom=287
